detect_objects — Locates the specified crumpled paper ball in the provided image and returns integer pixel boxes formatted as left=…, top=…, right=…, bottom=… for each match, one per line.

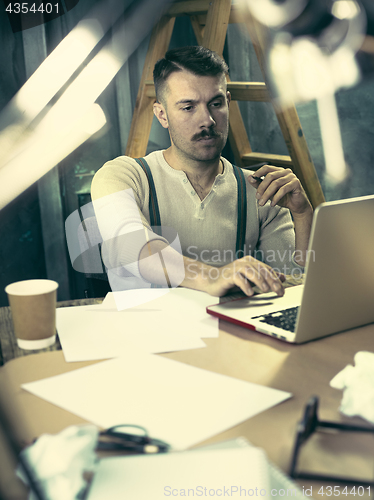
left=17, top=424, right=99, bottom=500
left=330, top=351, right=374, bottom=424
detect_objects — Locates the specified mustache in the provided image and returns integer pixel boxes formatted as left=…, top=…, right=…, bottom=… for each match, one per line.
left=192, top=129, right=221, bottom=141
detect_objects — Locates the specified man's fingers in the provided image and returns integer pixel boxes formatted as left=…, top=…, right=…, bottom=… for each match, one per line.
left=254, top=165, right=292, bottom=180
left=233, top=272, right=254, bottom=296
left=240, top=265, right=269, bottom=292
left=239, top=264, right=284, bottom=296
left=269, top=179, right=302, bottom=207
left=276, top=272, right=286, bottom=283
left=248, top=177, right=262, bottom=188
left=249, top=166, right=300, bottom=207
left=257, top=174, right=295, bottom=206
left=259, top=266, right=284, bottom=295
left=209, top=257, right=287, bottom=298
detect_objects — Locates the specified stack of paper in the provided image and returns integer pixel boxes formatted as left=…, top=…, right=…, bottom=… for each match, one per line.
left=56, top=288, right=219, bottom=362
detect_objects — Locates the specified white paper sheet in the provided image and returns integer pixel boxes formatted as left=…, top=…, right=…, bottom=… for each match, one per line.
left=22, top=351, right=291, bottom=450
left=102, top=288, right=219, bottom=338
left=87, top=446, right=269, bottom=500
left=56, top=305, right=206, bottom=362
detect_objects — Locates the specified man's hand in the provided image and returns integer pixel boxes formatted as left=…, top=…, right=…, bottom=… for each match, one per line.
left=139, top=241, right=286, bottom=298
left=248, top=164, right=313, bottom=267
left=248, top=165, right=312, bottom=216
left=195, top=255, right=286, bottom=297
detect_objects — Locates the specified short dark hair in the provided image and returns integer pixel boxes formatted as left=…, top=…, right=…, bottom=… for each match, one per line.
left=153, top=46, right=229, bottom=104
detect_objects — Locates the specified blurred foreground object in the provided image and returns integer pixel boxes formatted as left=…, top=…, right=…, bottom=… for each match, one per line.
left=0, top=0, right=170, bottom=210
left=242, top=0, right=374, bottom=183
left=18, top=425, right=98, bottom=500
left=330, top=351, right=374, bottom=424
left=251, top=0, right=368, bottom=102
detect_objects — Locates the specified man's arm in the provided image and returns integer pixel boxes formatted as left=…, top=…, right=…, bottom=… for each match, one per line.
left=291, top=210, right=313, bottom=266
left=138, top=164, right=313, bottom=297
left=139, top=239, right=285, bottom=297
left=248, top=165, right=313, bottom=267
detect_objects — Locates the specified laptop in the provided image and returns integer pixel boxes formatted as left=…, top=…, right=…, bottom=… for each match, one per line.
left=207, top=194, right=374, bottom=344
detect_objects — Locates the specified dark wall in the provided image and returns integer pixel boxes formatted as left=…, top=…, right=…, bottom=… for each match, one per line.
left=296, top=79, right=374, bottom=201
left=0, top=7, right=47, bottom=306
left=0, top=0, right=122, bottom=306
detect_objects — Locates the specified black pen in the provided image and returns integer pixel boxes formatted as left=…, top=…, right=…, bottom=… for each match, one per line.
left=248, top=162, right=268, bottom=182
left=251, top=175, right=265, bottom=183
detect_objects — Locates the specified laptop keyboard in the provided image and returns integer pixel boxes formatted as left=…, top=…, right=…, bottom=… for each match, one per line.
left=252, top=306, right=300, bottom=332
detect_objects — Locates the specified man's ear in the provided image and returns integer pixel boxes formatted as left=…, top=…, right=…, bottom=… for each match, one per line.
left=226, top=91, right=231, bottom=107
left=153, top=101, right=169, bottom=129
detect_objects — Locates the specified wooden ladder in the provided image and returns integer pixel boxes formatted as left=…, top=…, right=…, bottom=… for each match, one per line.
left=125, top=0, right=325, bottom=209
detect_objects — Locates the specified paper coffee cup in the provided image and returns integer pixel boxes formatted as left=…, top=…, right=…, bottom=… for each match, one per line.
left=5, top=279, right=59, bottom=350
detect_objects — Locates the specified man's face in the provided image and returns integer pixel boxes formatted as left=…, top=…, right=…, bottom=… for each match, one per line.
left=154, top=70, right=230, bottom=163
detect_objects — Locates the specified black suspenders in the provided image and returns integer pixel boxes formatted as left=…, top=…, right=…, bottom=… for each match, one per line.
left=232, top=165, right=247, bottom=257
left=135, top=158, right=247, bottom=256
left=134, top=157, right=162, bottom=235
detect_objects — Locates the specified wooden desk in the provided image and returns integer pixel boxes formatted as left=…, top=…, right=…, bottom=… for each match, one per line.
left=0, top=292, right=373, bottom=499
left=0, top=276, right=303, bottom=365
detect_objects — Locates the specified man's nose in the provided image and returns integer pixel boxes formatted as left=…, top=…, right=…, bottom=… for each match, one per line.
left=198, top=106, right=216, bottom=127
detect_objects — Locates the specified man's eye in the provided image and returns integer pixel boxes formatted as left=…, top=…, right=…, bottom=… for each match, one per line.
left=210, top=101, right=222, bottom=108
left=182, top=106, right=193, bottom=111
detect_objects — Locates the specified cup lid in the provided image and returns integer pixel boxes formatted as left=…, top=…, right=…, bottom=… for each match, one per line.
left=5, top=279, right=59, bottom=296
